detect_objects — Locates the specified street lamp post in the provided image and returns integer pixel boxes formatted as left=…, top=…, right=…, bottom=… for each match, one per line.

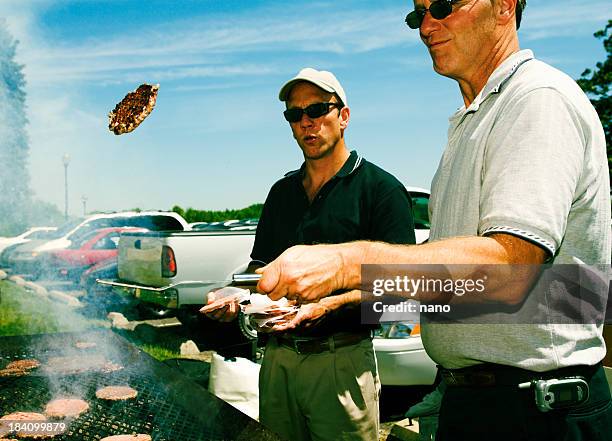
left=62, top=154, right=70, bottom=219
left=81, top=195, right=88, bottom=216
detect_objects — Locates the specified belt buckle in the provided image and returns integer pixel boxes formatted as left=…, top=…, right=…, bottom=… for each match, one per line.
left=291, top=338, right=311, bottom=355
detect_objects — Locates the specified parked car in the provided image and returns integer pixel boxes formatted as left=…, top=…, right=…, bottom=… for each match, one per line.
left=80, top=257, right=118, bottom=292
left=34, top=211, right=189, bottom=253
left=2, top=212, right=188, bottom=278
left=0, top=227, right=58, bottom=255
left=0, top=240, right=50, bottom=276
left=373, top=322, right=437, bottom=386
left=405, top=186, right=430, bottom=244
left=42, top=227, right=147, bottom=282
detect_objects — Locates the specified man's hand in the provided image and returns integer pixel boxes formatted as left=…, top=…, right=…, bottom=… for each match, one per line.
left=268, top=302, right=330, bottom=332
left=267, top=289, right=361, bottom=332
left=202, top=291, right=239, bottom=322
left=255, top=244, right=347, bottom=302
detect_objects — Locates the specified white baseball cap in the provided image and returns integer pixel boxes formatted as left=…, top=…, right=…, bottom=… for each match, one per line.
left=278, top=68, right=347, bottom=107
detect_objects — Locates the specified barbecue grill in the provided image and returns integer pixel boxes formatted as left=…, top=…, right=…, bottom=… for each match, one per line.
left=0, top=330, right=282, bottom=441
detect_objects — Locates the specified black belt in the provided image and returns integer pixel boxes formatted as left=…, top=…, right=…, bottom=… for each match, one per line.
left=274, top=331, right=372, bottom=355
left=439, top=363, right=601, bottom=388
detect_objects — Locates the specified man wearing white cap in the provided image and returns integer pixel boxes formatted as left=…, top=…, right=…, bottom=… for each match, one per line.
left=206, top=67, right=415, bottom=440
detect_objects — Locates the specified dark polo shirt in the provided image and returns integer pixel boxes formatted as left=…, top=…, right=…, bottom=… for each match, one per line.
left=251, top=150, right=415, bottom=336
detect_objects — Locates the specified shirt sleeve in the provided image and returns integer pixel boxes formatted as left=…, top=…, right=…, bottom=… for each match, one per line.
left=250, top=188, right=275, bottom=263
left=479, top=87, right=585, bottom=256
left=371, top=184, right=416, bottom=245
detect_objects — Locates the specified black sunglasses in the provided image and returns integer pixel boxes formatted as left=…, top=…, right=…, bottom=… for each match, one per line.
left=283, top=102, right=342, bottom=123
left=405, top=0, right=458, bottom=29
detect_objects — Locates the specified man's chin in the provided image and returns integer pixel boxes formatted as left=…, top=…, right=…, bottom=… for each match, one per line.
left=301, top=145, right=333, bottom=160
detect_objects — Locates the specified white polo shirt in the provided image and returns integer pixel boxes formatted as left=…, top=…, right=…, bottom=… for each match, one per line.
left=422, top=50, right=611, bottom=371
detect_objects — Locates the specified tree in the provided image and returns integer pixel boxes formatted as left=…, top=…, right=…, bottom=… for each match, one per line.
left=577, top=20, right=611, bottom=184
left=171, top=203, right=263, bottom=223
left=0, top=20, right=31, bottom=235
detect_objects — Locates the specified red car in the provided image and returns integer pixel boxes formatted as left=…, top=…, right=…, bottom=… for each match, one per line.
left=44, top=227, right=146, bottom=282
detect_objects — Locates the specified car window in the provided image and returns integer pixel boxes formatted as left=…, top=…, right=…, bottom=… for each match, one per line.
left=27, top=230, right=57, bottom=240
left=92, top=233, right=120, bottom=250
left=54, top=218, right=84, bottom=237
left=108, top=216, right=184, bottom=231
left=387, top=323, right=414, bottom=339
left=68, top=230, right=101, bottom=249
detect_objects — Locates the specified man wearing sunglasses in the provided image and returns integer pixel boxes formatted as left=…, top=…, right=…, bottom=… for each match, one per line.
left=255, top=1, right=611, bottom=440
left=206, top=67, right=416, bottom=441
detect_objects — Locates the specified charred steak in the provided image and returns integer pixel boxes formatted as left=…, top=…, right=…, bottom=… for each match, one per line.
left=108, top=84, right=159, bottom=135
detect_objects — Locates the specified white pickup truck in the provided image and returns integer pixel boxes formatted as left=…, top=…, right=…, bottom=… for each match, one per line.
left=101, top=187, right=430, bottom=333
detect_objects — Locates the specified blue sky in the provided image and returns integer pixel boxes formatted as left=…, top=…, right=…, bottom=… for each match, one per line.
left=0, top=0, right=609, bottom=216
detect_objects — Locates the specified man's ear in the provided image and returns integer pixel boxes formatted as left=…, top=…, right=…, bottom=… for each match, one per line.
left=497, top=0, right=517, bottom=27
left=339, top=106, right=350, bottom=130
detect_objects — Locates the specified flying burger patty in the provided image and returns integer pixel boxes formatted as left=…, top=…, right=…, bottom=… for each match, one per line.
left=95, top=386, right=138, bottom=401
left=44, top=398, right=89, bottom=418
left=108, top=84, right=159, bottom=135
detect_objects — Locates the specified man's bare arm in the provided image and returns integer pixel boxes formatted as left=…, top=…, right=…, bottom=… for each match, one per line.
left=258, top=233, right=547, bottom=305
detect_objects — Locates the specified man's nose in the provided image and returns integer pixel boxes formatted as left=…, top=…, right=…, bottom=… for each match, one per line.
left=420, top=10, right=441, bottom=38
left=299, top=112, right=314, bottom=127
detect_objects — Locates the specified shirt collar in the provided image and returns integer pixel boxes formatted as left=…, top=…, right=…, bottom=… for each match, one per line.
left=285, top=150, right=363, bottom=180
left=463, top=49, right=535, bottom=114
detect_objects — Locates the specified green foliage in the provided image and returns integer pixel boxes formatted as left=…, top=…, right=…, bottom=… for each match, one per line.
left=0, top=19, right=32, bottom=236
left=171, top=203, right=263, bottom=223
left=577, top=20, right=611, bottom=184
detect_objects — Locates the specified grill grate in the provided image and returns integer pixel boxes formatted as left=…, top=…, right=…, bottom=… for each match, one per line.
left=0, top=330, right=280, bottom=441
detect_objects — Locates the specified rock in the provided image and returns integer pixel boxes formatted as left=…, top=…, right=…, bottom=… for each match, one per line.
left=24, top=281, right=48, bottom=297
left=107, top=312, right=132, bottom=329
left=8, top=275, right=26, bottom=286
left=0, top=269, right=7, bottom=280
left=48, top=290, right=82, bottom=308
left=180, top=340, right=200, bottom=356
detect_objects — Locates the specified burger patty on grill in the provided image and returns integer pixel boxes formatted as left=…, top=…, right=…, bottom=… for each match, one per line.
left=74, top=341, right=97, bottom=349
left=0, top=412, right=46, bottom=421
left=0, top=412, right=46, bottom=439
left=95, top=386, right=138, bottom=401
left=0, top=359, right=41, bottom=378
left=100, top=435, right=152, bottom=441
left=5, top=359, right=40, bottom=371
left=43, top=355, right=122, bottom=376
left=44, top=399, right=89, bottom=419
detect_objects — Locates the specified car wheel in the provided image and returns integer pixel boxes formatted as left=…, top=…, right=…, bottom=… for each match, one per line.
left=238, top=311, right=258, bottom=340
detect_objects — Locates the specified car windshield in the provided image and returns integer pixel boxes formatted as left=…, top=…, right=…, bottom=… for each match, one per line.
left=53, top=218, right=84, bottom=238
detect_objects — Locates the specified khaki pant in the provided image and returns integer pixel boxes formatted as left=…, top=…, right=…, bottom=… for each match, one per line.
left=259, top=337, right=380, bottom=441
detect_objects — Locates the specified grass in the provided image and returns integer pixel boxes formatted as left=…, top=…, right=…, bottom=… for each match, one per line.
left=139, top=344, right=181, bottom=361
left=0, top=280, right=183, bottom=362
left=0, top=280, right=105, bottom=336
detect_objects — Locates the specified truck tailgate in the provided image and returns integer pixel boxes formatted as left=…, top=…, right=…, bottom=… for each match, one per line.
left=118, top=233, right=166, bottom=286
